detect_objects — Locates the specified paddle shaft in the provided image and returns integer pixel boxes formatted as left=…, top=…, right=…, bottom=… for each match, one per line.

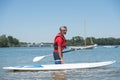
left=46, top=49, right=75, bottom=57
left=62, top=49, right=75, bottom=53
left=33, top=49, right=75, bottom=62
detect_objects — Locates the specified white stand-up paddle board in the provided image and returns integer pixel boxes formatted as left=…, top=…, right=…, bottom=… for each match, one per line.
left=3, top=61, right=116, bottom=71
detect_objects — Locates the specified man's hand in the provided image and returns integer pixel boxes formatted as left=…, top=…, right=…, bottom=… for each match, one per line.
left=61, top=58, right=64, bottom=64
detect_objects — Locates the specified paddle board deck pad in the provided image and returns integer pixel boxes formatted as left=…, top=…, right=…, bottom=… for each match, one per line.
left=3, top=61, right=116, bottom=71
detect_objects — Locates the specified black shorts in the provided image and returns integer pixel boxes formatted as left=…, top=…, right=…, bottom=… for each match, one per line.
left=53, top=52, right=61, bottom=64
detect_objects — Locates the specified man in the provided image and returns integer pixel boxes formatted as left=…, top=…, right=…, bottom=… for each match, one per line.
left=53, top=26, right=67, bottom=64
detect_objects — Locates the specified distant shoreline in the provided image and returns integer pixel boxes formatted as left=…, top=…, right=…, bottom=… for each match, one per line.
left=0, top=35, right=120, bottom=47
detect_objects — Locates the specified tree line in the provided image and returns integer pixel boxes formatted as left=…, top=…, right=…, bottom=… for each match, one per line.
left=0, top=35, right=20, bottom=47
left=0, top=35, right=120, bottom=47
left=67, top=36, right=120, bottom=46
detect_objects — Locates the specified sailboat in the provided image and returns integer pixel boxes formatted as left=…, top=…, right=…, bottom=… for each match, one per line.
left=69, top=38, right=97, bottom=50
left=69, top=20, right=97, bottom=50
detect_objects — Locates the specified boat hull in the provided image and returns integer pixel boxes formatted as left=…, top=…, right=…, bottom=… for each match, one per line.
left=69, top=44, right=96, bottom=50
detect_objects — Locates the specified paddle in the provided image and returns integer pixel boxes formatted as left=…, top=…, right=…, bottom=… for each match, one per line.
left=33, top=49, right=75, bottom=62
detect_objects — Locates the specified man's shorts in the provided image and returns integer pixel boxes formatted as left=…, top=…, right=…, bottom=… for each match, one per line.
left=53, top=52, right=61, bottom=64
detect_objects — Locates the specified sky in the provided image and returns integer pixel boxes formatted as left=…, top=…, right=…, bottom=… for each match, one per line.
left=0, top=0, right=120, bottom=43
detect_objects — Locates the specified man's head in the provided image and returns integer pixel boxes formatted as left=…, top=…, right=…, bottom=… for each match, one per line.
left=59, top=26, right=67, bottom=35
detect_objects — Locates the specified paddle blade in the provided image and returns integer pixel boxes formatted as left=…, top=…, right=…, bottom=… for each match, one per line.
left=33, top=56, right=45, bottom=62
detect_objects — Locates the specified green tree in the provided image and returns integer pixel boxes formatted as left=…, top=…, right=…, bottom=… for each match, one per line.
left=0, top=35, right=8, bottom=47
left=8, top=36, right=19, bottom=47
left=8, top=36, right=14, bottom=46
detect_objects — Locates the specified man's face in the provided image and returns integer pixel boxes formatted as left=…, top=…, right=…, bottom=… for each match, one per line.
left=61, top=28, right=67, bottom=35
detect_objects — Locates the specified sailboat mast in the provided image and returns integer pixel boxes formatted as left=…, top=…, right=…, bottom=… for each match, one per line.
left=84, top=19, right=86, bottom=46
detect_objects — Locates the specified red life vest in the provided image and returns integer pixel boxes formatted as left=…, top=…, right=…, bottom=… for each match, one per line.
left=53, top=33, right=66, bottom=52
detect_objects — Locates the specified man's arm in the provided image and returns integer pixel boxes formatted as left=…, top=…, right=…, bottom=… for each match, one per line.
left=58, top=46, right=64, bottom=64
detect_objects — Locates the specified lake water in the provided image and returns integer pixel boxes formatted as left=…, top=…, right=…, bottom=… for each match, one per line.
left=0, top=46, right=120, bottom=80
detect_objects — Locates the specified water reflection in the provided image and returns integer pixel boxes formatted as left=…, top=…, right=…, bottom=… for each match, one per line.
left=52, top=71, right=67, bottom=80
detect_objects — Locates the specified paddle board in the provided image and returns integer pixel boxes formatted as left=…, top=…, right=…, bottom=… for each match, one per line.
left=3, top=61, right=116, bottom=71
